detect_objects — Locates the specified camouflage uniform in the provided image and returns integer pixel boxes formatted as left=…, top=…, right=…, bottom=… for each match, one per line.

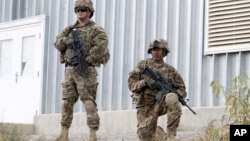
left=128, top=39, right=186, bottom=141
left=54, top=0, right=109, bottom=140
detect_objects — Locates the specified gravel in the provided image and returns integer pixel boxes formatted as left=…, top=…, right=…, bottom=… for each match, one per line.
left=27, top=128, right=206, bottom=141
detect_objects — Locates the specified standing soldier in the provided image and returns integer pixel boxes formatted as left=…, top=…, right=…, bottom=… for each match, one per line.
left=128, top=38, right=187, bottom=141
left=54, top=0, right=109, bottom=141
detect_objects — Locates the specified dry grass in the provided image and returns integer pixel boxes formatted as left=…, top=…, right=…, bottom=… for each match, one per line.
left=0, top=123, right=28, bottom=141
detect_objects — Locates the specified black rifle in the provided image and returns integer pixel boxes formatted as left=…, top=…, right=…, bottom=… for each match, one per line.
left=68, top=28, right=88, bottom=73
left=142, top=67, right=196, bottom=115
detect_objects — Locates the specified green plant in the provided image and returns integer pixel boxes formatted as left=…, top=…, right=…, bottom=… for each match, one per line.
left=205, top=72, right=250, bottom=141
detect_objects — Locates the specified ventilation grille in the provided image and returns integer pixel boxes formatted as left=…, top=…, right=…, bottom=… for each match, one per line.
left=208, top=0, right=250, bottom=48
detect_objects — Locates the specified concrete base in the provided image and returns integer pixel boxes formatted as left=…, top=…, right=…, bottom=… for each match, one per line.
left=0, top=122, right=34, bottom=135
left=34, top=106, right=227, bottom=137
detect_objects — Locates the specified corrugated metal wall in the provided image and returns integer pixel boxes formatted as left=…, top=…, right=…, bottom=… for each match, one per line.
left=1, top=0, right=249, bottom=114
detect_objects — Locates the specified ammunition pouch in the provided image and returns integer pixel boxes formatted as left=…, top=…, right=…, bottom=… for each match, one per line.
left=131, top=93, right=142, bottom=105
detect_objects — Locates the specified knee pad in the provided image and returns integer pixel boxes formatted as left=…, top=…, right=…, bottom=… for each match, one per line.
left=84, top=100, right=97, bottom=112
left=165, top=93, right=179, bottom=106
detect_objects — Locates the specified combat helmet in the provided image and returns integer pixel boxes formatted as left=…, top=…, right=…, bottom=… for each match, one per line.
left=147, top=38, right=170, bottom=56
left=75, top=0, right=94, bottom=17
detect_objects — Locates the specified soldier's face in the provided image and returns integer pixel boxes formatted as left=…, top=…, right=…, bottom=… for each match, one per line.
left=151, top=48, right=164, bottom=60
left=75, top=7, right=91, bottom=20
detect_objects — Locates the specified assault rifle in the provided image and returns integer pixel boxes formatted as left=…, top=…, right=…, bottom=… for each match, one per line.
left=68, top=28, right=88, bottom=73
left=142, top=67, right=196, bottom=115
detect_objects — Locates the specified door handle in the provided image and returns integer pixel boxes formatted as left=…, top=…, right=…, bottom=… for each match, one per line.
left=15, top=72, right=18, bottom=83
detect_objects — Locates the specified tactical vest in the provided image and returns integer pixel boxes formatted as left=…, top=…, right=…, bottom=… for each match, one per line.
left=63, top=21, right=109, bottom=66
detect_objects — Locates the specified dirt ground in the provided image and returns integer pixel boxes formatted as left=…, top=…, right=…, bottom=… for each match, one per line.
left=28, top=128, right=207, bottom=141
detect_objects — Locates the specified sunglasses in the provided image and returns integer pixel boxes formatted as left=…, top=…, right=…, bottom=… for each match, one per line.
left=75, top=7, right=88, bottom=13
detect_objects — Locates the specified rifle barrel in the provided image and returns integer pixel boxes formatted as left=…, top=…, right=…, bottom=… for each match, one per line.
left=185, top=104, right=196, bottom=115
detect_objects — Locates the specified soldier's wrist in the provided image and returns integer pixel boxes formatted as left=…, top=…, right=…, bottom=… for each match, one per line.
left=141, top=79, right=147, bottom=87
left=146, top=79, right=157, bottom=89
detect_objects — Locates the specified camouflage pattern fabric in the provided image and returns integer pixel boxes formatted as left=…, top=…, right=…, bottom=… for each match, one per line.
left=54, top=25, right=72, bottom=52
left=54, top=21, right=109, bottom=66
left=128, top=58, right=186, bottom=140
left=61, top=66, right=99, bottom=129
left=147, top=38, right=170, bottom=55
left=54, top=20, right=109, bottom=130
left=75, top=0, right=94, bottom=12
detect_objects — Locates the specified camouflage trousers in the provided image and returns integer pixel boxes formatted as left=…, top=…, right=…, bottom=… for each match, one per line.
left=136, top=93, right=182, bottom=141
left=60, top=66, right=100, bottom=130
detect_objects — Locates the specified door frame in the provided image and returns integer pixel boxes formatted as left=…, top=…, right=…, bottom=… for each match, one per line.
left=0, top=15, right=49, bottom=117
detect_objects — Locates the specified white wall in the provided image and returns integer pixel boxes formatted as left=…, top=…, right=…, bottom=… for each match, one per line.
left=0, top=0, right=249, bottom=115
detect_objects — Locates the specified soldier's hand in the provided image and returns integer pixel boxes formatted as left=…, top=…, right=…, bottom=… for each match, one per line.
left=65, top=36, right=74, bottom=47
left=86, top=55, right=95, bottom=63
left=145, top=78, right=157, bottom=89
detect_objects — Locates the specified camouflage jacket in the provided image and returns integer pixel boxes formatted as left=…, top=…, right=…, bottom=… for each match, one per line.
left=54, top=20, right=109, bottom=67
left=128, top=58, right=187, bottom=107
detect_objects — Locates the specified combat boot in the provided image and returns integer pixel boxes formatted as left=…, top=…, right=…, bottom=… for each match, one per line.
left=155, top=126, right=167, bottom=140
left=89, top=128, right=97, bottom=141
left=166, top=134, right=176, bottom=141
left=55, top=126, right=69, bottom=141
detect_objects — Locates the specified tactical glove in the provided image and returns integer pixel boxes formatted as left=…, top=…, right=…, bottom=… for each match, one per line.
left=86, top=55, right=94, bottom=64
left=146, top=78, right=157, bottom=89
left=65, top=36, right=74, bottom=48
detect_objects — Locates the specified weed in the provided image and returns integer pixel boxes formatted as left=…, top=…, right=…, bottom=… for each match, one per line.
left=203, top=72, right=250, bottom=141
